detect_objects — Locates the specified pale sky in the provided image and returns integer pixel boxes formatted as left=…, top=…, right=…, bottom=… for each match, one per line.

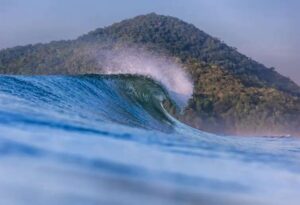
left=0, top=0, right=299, bottom=84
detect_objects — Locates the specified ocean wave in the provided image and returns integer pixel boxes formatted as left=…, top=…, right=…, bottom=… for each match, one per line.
left=0, top=74, right=300, bottom=205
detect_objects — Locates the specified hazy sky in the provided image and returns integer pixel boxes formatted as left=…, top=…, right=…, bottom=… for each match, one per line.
left=0, top=0, right=299, bottom=84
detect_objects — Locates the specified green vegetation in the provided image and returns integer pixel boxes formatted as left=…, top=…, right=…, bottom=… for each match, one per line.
left=0, top=13, right=299, bottom=136
left=175, top=60, right=300, bottom=135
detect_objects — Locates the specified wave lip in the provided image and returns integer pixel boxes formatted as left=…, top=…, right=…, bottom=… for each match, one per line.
left=93, top=46, right=194, bottom=106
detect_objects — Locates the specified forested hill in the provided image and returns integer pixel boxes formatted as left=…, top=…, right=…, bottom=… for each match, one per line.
left=0, top=13, right=300, bottom=136
left=81, top=13, right=300, bottom=95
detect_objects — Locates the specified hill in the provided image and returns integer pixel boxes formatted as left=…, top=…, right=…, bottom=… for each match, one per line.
left=0, top=13, right=299, bottom=136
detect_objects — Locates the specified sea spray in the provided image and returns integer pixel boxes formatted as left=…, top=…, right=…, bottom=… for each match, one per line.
left=94, top=46, right=194, bottom=107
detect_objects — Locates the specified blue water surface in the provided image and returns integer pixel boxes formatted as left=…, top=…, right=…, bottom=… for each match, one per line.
left=0, top=75, right=300, bottom=205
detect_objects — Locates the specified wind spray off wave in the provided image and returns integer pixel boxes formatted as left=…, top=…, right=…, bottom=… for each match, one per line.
left=94, top=47, right=194, bottom=107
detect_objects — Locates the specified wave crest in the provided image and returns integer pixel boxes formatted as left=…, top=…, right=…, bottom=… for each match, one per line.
left=93, top=46, right=194, bottom=107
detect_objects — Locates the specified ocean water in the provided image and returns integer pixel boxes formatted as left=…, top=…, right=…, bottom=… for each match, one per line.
left=0, top=74, right=300, bottom=205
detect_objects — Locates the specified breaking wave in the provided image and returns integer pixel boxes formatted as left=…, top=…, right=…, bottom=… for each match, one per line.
left=0, top=74, right=300, bottom=205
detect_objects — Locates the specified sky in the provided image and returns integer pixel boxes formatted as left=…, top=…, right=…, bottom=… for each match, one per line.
left=0, top=0, right=299, bottom=84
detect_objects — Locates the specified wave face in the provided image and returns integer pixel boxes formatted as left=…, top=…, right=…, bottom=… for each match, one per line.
left=1, top=74, right=300, bottom=205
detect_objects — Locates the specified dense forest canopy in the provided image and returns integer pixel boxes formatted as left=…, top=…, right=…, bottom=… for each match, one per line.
left=0, top=13, right=299, bottom=136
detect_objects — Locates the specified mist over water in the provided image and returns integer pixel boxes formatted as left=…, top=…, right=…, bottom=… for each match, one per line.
left=93, top=46, right=194, bottom=106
